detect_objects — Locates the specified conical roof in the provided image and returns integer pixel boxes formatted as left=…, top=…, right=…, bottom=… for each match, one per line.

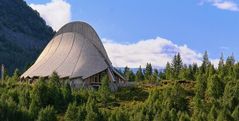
left=21, top=21, right=112, bottom=79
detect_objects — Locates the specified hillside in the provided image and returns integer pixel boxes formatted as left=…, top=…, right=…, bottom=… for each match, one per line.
left=0, top=52, right=239, bottom=121
left=0, top=0, right=54, bottom=74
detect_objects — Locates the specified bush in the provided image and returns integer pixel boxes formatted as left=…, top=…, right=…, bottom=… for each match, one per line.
left=36, top=106, right=57, bottom=121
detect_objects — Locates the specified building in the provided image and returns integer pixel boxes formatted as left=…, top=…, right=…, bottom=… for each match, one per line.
left=21, top=21, right=126, bottom=90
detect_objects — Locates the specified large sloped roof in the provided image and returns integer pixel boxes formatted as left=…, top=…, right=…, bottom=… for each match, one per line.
left=21, top=21, right=113, bottom=79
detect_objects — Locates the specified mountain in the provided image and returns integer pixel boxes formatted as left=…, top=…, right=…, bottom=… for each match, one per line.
left=116, top=67, right=165, bottom=73
left=0, top=0, right=55, bottom=74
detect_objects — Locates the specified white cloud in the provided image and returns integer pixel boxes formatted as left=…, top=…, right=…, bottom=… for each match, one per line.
left=30, top=0, right=71, bottom=30
left=203, top=0, right=239, bottom=11
left=103, top=37, right=219, bottom=68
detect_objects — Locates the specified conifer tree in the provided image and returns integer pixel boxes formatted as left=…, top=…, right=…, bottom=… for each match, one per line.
left=61, top=83, right=72, bottom=105
left=31, top=78, right=48, bottom=108
left=98, top=75, right=111, bottom=106
left=64, top=102, right=78, bottom=121
left=11, top=68, right=20, bottom=81
left=85, top=96, right=101, bottom=121
left=123, top=66, right=135, bottom=81
left=144, top=63, right=153, bottom=81
left=208, top=64, right=216, bottom=77
left=49, top=71, right=60, bottom=87
left=48, top=72, right=63, bottom=110
left=179, top=112, right=190, bottom=121
left=109, top=109, right=128, bottom=121
left=36, top=106, right=57, bottom=121
left=179, top=64, right=190, bottom=80
left=218, top=53, right=225, bottom=79
left=206, top=74, right=223, bottom=101
left=160, top=110, right=170, bottom=121
left=222, top=80, right=239, bottom=111
left=135, top=66, right=144, bottom=81
left=169, top=108, right=178, bottom=121
left=224, top=54, right=235, bottom=80
left=29, top=98, right=40, bottom=120
left=233, top=63, right=239, bottom=80
left=216, top=108, right=232, bottom=121
left=201, top=51, right=210, bottom=74
left=123, top=66, right=130, bottom=77
left=151, top=69, right=159, bottom=83
left=232, top=106, right=239, bottom=121
left=226, top=54, right=235, bottom=67
left=192, top=63, right=198, bottom=75
left=78, top=105, right=87, bottom=121
left=195, top=73, right=207, bottom=98
left=170, top=82, right=187, bottom=111
left=207, top=105, right=217, bottom=121
left=165, top=62, right=171, bottom=80
left=171, top=53, right=183, bottom=80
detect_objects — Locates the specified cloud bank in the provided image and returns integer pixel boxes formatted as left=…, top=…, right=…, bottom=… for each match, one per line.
left=103, top=37, right=219, bottom=68
left=30, top=0, right=71, bottom=30
left=203, top=0, right=239, bottom=11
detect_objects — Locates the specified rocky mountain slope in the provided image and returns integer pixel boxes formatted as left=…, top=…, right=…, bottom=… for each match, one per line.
left=0, top=0, right=55, bottom=74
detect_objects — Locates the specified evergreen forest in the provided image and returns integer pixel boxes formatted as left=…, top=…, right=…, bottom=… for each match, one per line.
left=0, top=51, right=239, bottom=121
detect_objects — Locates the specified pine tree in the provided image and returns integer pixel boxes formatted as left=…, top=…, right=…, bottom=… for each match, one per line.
left=123, top=66, right=130, bottom=77
left=49, top=71, right=60, bottom=87
left=170, top=82, right=187, bottom=111
left=165, top=62, right=171, bottom=80
left=11, top=68, right=20, bottom=81
left=123, top=66, right=135, bottom=81
left=85, top=96, right=101, bottom=121
left=98, top=75, right=111, bottom=106
left=151, top=69, right=159, bottom=83
left=169, top=108, right=178, bottom=121
left=48, top=72, right=63, bottom=111
left=109, top=109, right=128, bottom=121
left=195, top=73, right=207, bottom=99
left=144, top=63, right=153, bottom=81
left=226, top=54, right=235, bottom=67
left=78, top=105, right=87, bottom=121
left=222, top=80, right=239, bottom=111
left=233, top=63, right=239, bottom=80
left=29, top=98, right=40, bottom=120
left=208, top=65, right=216, bottom=77
left=31, top=78, right=49, bottom=108
left=64, top=102, right=78, bottom=121
left=36, top=106, right=57, bottom=121
left=171, top=53, right=183, bottom=80
left=135, top=66, right=144, bottom=81
left=218, top=53, right=224, bottom=70
left=192, top=63, right=198, bottom=76
left=206, top=74, right=223, bottom=101
left=160, top=110, right=170, bottom=121
left=216, top=108, right=232, bottom=121
left=201, top=51, right=210, bottom=74
left=232, top=106, right=239, bottom=121
left=179, top=64, right=190, bottom=80
left=218, top=53, right=225, bottom=80
left=61, top=83, right=72, bottom=106
left=179, top=112, right=190, bottom=121
left=207, top=105, right=217, bottom=121
left=224, top=54, right=235, bottom=80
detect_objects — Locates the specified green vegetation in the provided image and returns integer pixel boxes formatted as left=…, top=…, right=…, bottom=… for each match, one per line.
left=0, top=51, right=239, bottom=121
left=0, top=0, right=54, bottom=74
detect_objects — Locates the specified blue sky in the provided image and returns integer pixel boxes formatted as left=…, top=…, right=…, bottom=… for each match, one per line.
left=25, top=0, right=239, bottom=68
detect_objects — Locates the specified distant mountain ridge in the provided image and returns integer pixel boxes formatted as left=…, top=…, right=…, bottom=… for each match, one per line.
left=0, top=0, right=55, bottom=74
left=116, top=67, right=165, bottom=73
